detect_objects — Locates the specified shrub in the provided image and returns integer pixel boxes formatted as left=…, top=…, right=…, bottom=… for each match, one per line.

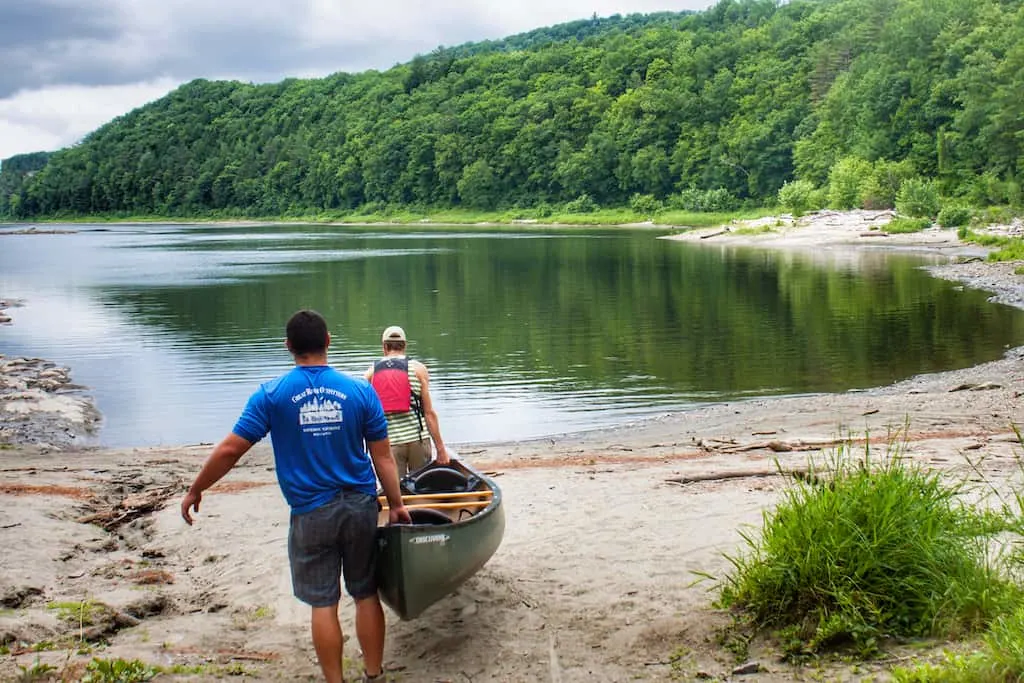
left=887, top=217, right=933, bottom=233
left=975, top=205, right=1017, bottom=227
left=564, top=193, right=598, bottom=214
left=967, top=172, right=1022, bottom=208
left=861, top=159, right=916, bottom=209
left=807, top=187, right=829, bottom=211
left=718, top=438, right=1015, bottom=658
left=938, top=204, right=973, bottom=228
left=827, top=157, right=873, bottom=209
left=670, top=187, right=739, bottom=212
left=896, top=178, right=941, bottom=218
left=629, top=193, right=664, bottom=216
left=777, top=180, right=816, bottom=217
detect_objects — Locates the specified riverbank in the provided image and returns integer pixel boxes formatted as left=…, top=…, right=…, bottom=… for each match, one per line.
left=5, top=205, right=777, bottom=231
left=1, top=211, right=1023, bottom=681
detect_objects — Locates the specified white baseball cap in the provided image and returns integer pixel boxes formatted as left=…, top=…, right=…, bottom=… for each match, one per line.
left=381, top=325, right=406, bottom=342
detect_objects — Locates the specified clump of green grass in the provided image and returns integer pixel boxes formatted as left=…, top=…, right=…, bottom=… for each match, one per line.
left=718, top=436, right=1017, bottom=659
left=732, top=224, right=776, bottom=235
left=887, top=216, right=933, bottom=233
left=957, top=228, right=1024, bottom=261
left=987, top=238, right=1024, bottom=262
left=47, top=600, right=101, bottom=627
left=81, top=658, right=157, bottom=683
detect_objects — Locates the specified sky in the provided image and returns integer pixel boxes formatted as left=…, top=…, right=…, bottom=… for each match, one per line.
left=0, top=0, right=716, bottom=161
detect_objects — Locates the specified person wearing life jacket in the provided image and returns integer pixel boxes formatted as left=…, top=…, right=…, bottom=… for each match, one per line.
left=365, top=325, right=449, bottom=477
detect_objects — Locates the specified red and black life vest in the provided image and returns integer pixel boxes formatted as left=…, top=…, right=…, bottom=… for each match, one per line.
left=371, top=358, right=425, bottom=435
left=371, top=357, right=412, bottom=412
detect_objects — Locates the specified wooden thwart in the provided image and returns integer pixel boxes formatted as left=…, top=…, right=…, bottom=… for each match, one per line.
left=377, top=490, right=492, bottom=504
left=382, top=500, right=491, bottom=511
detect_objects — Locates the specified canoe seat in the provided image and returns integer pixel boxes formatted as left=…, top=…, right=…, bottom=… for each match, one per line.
left=407, top=508, right=451, bottom=526
left=407, top=467, right=478, bottom=494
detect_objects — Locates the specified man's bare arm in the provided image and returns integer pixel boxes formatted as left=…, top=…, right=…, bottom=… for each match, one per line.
left=180, top=433, right=253, bottom=525
left=414, top=363, right=449, bottom=464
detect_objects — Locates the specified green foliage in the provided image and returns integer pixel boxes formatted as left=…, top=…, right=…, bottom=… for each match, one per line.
left=827, top=157, right=873, bottom=209
left=629, top=193, right=663, bottom=216
left=887, top=217, right=933, bottom=233
left=862, top=159, right=916, bottom=210
left=896, top=178, right=941, bottom=219
left=987, top=239, right=1024, bottom=262
left=564, top=193, right=598, bottom=214
left=47, top=600, right=101, bottom=627
left=0, top=152, right=51, bottom=218
left=959, top=229, right=1024, bottom=261
left=456, top=159, right=499, bottom=209
left=893, top=430, right=1024, bottom=682
left=937, top=204, right=973, bottom=228
left=718, top=436, right=1017, bottom=658
left=669, top=188, right=739, bottom=213
left=777, top=179, right=816, bottom=217
left=82, top=658, right=158, bottom=683
left=967, top=173, right=1022, bottom=209
left=970, top=206, right=1016, bottom=227
left=7, top=0, right=1024, bottom=219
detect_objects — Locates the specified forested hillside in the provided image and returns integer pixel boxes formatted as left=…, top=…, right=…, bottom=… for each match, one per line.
left=4, top=0, right=1024, bottom=219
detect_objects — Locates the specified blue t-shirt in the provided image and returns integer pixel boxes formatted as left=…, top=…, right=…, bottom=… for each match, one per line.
left=232, top=365, right=388, bottom=514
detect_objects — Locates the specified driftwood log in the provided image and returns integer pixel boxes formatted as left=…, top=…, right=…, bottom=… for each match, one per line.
left=665, top=468, right=813, bottom=486
left=704, top=437, right=850, bottom=454
left=77, top=484, right=179, bottom=531
left=699, top=229, right=730, bottom=239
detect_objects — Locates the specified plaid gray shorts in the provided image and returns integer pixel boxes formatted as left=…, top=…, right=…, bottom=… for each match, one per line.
left=288, top=489, right=379, bottom=606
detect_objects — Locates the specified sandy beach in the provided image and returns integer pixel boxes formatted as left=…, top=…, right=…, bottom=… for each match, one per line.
left=2, top=211, right=1023, bottom=682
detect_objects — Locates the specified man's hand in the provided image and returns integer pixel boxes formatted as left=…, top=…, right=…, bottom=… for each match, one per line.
left=181, top=489, right=202, bottom=525
left=435, top=447, right=450, bottom=465
left=389, top=504, right=412, bottom=525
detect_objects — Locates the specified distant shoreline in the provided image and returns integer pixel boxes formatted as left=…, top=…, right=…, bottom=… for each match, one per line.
left=0, top=205, right=776, bottom=231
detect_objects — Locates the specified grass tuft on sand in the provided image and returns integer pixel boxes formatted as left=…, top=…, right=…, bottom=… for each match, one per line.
left=717, top=431, right=1020, bottom=660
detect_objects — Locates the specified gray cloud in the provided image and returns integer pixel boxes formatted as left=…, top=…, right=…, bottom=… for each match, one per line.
left=0, top=0, right=119, bottom=47
left=0, top=0, right=713, bottom=158
left=0, top=0, right=710, bottom=97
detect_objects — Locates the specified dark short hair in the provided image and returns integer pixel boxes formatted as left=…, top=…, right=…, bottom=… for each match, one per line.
left=383, top=340, right=406, bottom=353
left=286, top=310, right=328, bottom=355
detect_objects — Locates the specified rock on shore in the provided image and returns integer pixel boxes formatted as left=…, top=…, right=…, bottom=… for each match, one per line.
left=0, top=355, right=99, bottom=449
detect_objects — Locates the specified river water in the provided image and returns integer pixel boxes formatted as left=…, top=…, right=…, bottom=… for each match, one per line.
left=1, top=222, right=1021, bottom=447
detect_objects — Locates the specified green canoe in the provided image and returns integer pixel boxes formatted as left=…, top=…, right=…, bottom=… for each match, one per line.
left=376, top=458, right=505, bottom=620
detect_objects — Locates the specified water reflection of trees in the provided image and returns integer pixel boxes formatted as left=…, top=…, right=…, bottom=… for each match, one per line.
left=96, top=231, right=1024, bottom=398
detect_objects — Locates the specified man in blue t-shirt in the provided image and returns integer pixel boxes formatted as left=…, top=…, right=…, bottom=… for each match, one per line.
left=180, top=310, right=410, bottom=683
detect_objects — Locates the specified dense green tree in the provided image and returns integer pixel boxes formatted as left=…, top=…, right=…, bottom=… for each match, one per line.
left=6, top=0, right=1024, bottom=219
